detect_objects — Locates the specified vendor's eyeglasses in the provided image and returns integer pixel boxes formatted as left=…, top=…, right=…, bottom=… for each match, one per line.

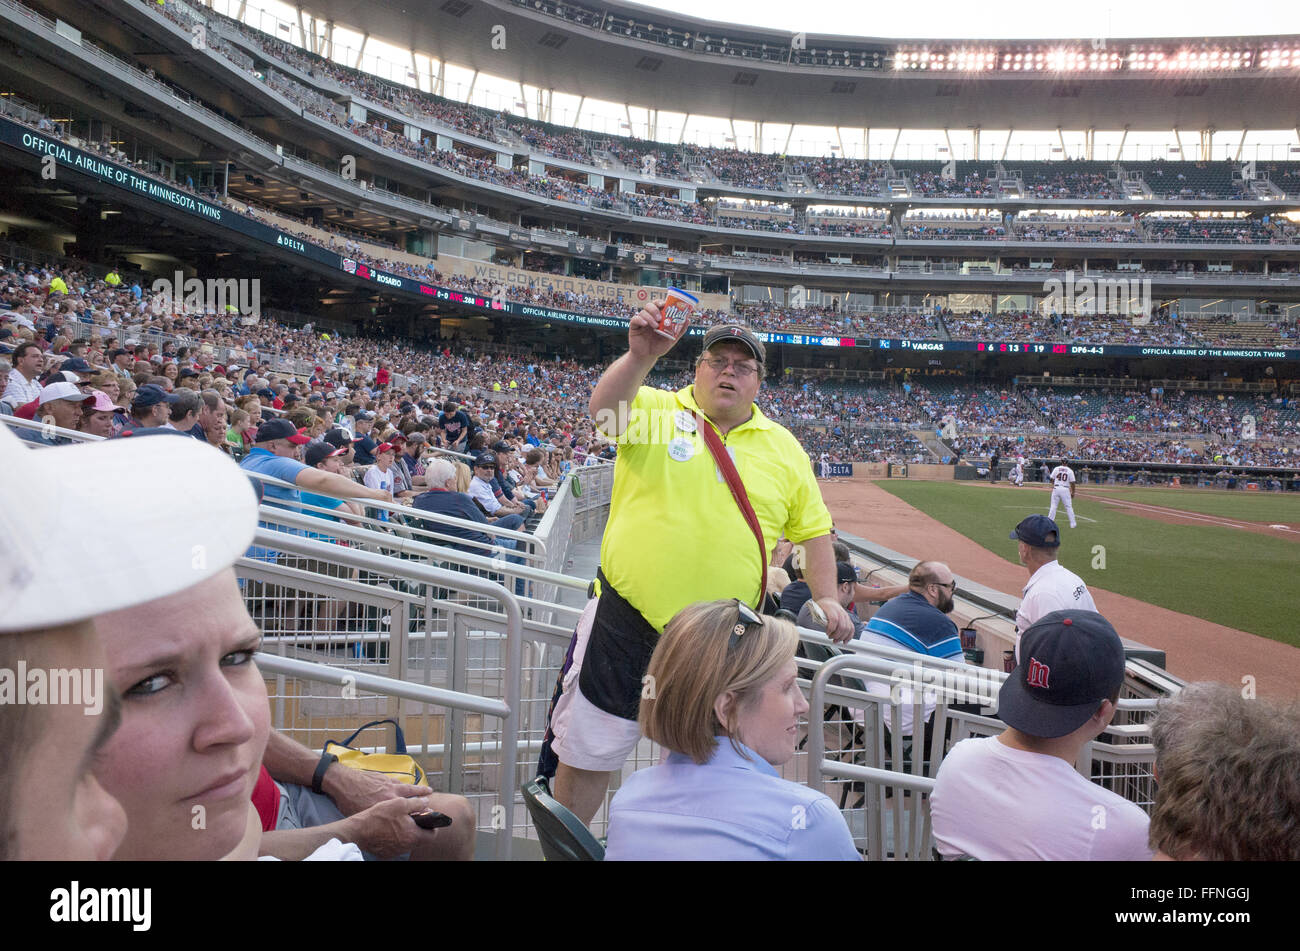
left=729, top=599, right=764, bottom=649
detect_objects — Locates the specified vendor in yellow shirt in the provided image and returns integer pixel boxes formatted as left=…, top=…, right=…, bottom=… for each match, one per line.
left=539, top=309, right=853, bottom=825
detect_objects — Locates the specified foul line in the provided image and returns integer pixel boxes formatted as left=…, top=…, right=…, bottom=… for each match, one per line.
left=999, top=505, right=1097, bottom=524
left=1083, top=495, right=1300, bottom=534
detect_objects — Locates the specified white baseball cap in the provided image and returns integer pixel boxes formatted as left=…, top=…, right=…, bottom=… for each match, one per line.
left=37, top=381, right=93, bottom=405
left=0, top=421, right=259, bottom=632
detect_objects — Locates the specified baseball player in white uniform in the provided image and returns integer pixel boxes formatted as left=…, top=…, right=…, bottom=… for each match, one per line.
left=1011, top=455, right=1025, bottom=487
left=1047, top=461, right=1077, bottom=528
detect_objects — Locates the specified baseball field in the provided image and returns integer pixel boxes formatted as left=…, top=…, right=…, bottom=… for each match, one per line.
left=869, top=481, right=1300, bottom=648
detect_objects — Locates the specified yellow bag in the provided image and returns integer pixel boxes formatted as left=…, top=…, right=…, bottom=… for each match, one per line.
left=324, top=719, right=427, bottom=786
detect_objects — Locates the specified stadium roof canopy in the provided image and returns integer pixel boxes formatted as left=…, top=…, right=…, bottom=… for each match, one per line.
left=297, top=0, right=1300, bottom=130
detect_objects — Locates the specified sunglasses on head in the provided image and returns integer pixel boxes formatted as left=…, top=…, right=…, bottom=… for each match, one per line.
left=729, top=599, right=764, bottom=650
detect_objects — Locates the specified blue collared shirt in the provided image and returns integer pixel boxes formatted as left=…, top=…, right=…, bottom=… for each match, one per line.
left=604, top=740, right=860, bottom=861
left=239, top=447, right=308, bottom=560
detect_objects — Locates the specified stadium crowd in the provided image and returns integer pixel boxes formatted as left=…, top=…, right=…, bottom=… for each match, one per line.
left=4, top=6, right=1297, bottom=870
left=3, top=244, right=1295, bottom=472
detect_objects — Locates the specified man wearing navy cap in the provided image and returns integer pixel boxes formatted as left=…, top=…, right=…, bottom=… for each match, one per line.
left=129, top=383, right=181, bottom=429
left=57, top=357, right=99, bottom=381
left=931, top=609, right=1151, bottom=861
left=352, top=411, right=379, bottom=465
left=1010, top=515, right=1097, bottom=661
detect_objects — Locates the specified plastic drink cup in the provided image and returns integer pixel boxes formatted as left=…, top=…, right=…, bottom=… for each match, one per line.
left=654, top=287, right=697, bottom=341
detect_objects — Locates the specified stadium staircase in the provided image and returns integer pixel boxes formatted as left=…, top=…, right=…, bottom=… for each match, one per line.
left=885, top=171, right=912, bottom=198
left=685, top=158, right=718, bottom=183
left=495, top=125, right=531, bottom=153
left=588, top=146, right=623, bottom=172
left=783, top=167, right=813, bottom=192
left=1119, top=170, right=1154, bottom=199
left=916, top=430, right=955, bottom=461
left=1245, top=177, right=1286, bottom=200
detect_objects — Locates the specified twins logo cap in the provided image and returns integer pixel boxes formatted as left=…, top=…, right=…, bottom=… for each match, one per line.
left=997, top=609, right=1127, bottom=738
left=701, top=324, right=765, bottom=364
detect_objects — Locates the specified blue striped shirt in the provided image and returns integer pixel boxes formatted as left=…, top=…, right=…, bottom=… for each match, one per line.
left=863, top=591, right=962, bottom=658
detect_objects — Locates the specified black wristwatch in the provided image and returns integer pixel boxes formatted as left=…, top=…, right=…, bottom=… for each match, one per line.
left=312, top=752, right=339, bottom=795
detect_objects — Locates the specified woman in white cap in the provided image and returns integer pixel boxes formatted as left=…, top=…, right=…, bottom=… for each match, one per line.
left=0, top=420, right=259, bottom=859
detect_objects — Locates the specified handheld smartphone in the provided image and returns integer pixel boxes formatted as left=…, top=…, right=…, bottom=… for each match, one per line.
left=412, top=810, right=452, bottom=830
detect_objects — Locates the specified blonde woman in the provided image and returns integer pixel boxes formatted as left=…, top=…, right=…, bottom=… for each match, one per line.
left=453, top=460, right=473, bottom=494
left=603, top=599, right=859, bottom=861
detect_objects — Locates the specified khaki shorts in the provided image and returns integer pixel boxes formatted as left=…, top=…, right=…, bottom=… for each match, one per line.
left=548, top=597, right=645, bottom=773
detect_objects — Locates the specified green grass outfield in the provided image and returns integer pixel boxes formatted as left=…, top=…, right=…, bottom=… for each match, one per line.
left=1074, top=486, right=1300, bottom=523
left=872, top=480, right=1300, bottom=648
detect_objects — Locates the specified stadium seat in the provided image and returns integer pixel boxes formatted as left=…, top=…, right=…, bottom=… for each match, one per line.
left=521, top=777, right=605, bottom=861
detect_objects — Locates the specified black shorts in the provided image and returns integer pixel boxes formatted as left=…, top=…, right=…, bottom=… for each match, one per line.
left=577, top=569, right=660, bottom=721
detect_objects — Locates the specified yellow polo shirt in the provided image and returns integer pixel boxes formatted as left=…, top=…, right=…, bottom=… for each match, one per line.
left=597, top=385, right=831, bottom=632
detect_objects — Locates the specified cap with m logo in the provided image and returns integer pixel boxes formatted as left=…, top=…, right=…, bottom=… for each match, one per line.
left=996, top=610, right=1126, bottom=739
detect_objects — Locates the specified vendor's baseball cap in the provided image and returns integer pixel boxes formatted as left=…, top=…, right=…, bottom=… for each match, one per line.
left=702, top=324, right=766, bottom=364
left=472, top=452, right=497, bottom=469
left=132, top=383, right=181, bottom=408
left=0, top=418, right=258, bottom=632
left=305, top=442, right=346, bottom=467
left=997, top=610, right=1127, bottom=739
left=38, top=381, right=93, bottom=405
left=255, top=418, right=311, bottom=444
left=1010, top=514, right=1060, bottom=548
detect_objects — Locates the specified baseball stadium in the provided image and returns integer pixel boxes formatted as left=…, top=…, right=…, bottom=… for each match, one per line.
left=2, top=0, right=1298, bottom=875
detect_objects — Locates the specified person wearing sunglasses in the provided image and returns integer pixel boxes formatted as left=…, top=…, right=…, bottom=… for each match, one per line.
left=603, top=599, right=859, bottom=861
left=848, top=562, right=966, bottom=744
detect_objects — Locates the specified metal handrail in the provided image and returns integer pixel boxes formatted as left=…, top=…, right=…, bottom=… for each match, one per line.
left=255, top=652, right=509, bottom=719
left=247, top=525, right=523, bottom=860
left=245, top=470, right=548, bottom=560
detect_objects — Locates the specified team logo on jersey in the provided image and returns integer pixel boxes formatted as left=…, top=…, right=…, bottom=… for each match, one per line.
left=1073, top=585, right=1086, bottom=600
left=1026, top=658, right=1051, bottom=689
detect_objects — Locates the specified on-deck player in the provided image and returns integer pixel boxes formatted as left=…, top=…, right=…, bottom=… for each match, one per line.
left=1047, top=461, right=1077, bottom=528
